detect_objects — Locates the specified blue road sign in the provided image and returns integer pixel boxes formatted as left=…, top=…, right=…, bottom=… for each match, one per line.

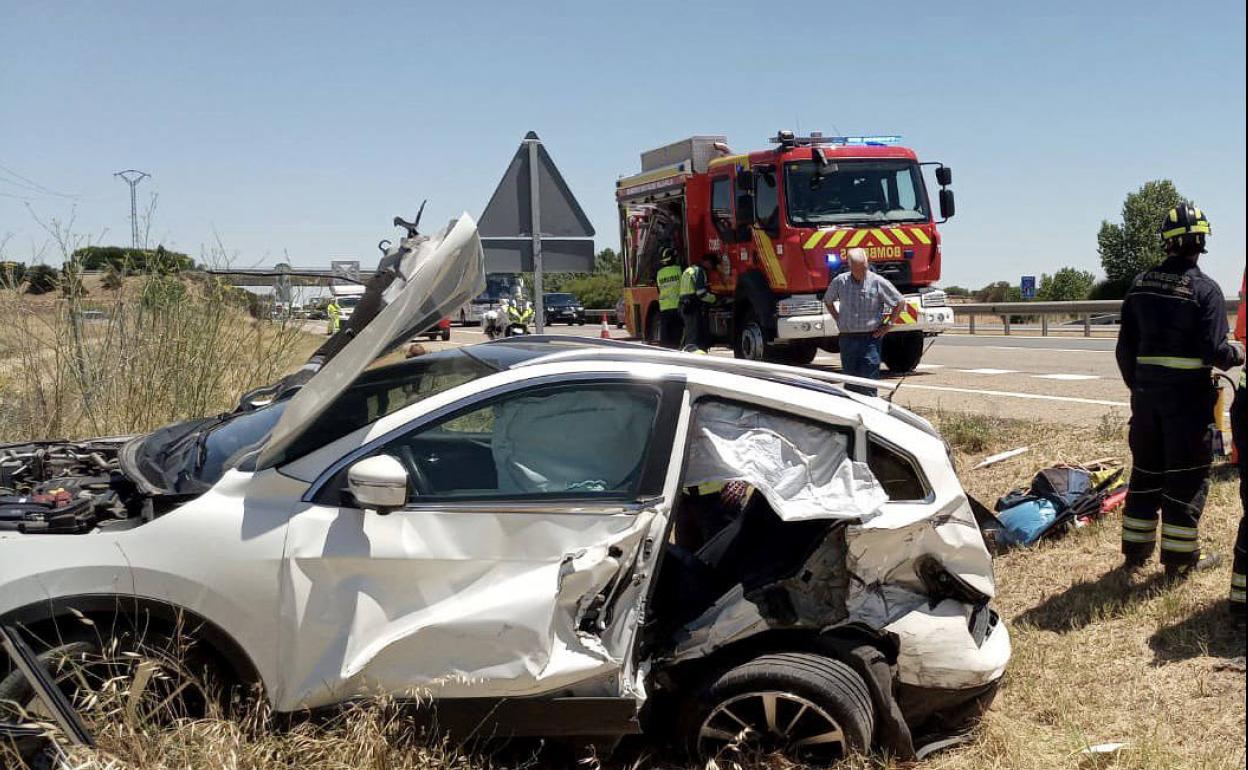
left=1021, top=275, right=1037, bottom=300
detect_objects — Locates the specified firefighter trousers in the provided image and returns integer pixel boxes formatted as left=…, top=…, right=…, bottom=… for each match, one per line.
left=1231, top=386, right=1246, bottom=607
left=1122, top=382, right=1216, bottom=566
left=659, top=309, right=683, bottom=349
left=679, top=299, right=708, bottom=351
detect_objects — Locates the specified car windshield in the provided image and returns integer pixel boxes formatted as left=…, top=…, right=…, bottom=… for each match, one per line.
left=544, top=294, right=577, bottom=306
left=785, top=159, right=930, bottom=226
left=338, top=296, right=361, bottom=308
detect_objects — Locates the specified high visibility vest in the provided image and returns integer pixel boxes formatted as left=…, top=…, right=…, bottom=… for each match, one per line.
left=680, top=265, right=716, bottom=304
left=657, top=264, right=682, bottom=311
left=327, top=302, right=340, bottom=319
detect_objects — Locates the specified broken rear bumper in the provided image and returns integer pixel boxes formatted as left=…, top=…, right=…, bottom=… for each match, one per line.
left=886, top=599, right=1010, bottom=691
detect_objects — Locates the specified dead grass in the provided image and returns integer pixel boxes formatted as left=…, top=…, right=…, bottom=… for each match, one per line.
left=920, top=410, right=1246, bottom=770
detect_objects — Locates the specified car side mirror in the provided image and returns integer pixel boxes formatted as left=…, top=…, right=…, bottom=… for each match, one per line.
left=935, top=166, right=953, bottom=186
left=347, top=454, right=408, bottom=512
left=939, top=188, right=955, bottom=220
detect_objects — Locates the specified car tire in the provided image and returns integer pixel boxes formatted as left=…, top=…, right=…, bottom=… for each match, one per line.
left=880, top=331, right=925, bottom=373
left=0, top=630, right=234, bottom=728
left=683, top=652, right=875, bottom=764
left=441, top=327, right=451, bottom=341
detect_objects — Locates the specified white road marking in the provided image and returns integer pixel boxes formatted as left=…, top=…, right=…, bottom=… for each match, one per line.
left=916, top=363, right=944, bottom=370
left=960, top=368, right=1018, bottom=375
left=985, top=345, right=1114, bottom=354
left=1033, top=373, right=1100, bottom=381
left=898, top=383, right=1128, bottom=407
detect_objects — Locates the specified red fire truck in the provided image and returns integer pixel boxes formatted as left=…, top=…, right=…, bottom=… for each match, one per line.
left=616, top=132, right=956, bottom=369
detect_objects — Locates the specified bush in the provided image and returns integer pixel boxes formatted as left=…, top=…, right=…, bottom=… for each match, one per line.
left=71, top=244, right=194, bottom=273
left=934, top=410, right=1000, bottom=453
left=23, top=264, right=59, bottom=295
left=1088, top=277, right=1132, bottom=300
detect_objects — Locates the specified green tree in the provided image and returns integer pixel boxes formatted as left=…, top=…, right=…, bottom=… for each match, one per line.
left=974, top=281, right=1012, bottom=303
left=1036, top=267, right=1095, bottom=301
left=942, top=285, right=971, bottom=297
left=1097, top=180, right=1186, bottom=285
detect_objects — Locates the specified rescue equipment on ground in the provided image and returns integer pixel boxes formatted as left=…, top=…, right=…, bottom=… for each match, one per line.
left=985, top=464, right=1125, bottom=548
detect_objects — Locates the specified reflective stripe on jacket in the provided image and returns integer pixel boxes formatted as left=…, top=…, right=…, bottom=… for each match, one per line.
left=657, top=264, right=682, bottom=311
left=1115, top=256, right=1240, bottom=388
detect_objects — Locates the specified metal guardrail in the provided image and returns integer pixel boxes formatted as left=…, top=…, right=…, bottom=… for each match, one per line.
left=953, top=298, right=1241, bottom=336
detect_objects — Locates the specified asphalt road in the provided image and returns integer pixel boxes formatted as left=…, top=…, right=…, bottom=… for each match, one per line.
left=373, top=321, right=1238, bottom=428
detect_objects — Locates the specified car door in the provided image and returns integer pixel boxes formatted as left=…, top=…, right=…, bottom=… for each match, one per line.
left=272, top=374, right=686, bottom=712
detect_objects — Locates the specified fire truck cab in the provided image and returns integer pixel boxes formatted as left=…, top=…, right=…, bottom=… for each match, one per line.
left=616, top=133, right=956, bottom=369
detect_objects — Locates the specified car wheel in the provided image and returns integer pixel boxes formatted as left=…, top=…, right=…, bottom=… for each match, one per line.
left=0, top=630, right=232, bottom=735
left=880, top=331, right=925, bottom=373
left=683, top=653, right=875, bottom=764
left=441, top=327, right=451, bottom=341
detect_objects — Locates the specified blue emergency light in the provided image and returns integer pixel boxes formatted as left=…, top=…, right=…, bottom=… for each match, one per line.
left=827, top=251, right=842, bottom=268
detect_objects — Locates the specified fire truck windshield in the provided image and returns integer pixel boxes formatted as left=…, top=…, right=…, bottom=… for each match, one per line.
left=784, top=159, right=929, bottom=227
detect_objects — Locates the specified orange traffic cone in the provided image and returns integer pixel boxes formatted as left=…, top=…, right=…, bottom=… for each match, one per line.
left=600, top=313, right=611, bottom=339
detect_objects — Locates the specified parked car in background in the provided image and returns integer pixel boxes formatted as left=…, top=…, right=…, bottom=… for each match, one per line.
left=542, top=292, right=585, bottom=325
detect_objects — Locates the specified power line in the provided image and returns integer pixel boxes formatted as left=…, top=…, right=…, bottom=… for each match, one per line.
left=0, top=161, right=79, bottom=198
left=113, top=169, right=150, bottom=249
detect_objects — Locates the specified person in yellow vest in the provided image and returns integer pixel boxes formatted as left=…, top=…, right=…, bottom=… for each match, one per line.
left=326, top=298, right=342, bottom=335
left=655, top=247, right=684, bottom=348
left=679, top=255, right=718, bottom=351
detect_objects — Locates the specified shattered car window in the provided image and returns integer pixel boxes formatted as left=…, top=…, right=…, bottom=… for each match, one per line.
left=379, top=383, right=661, bottom=500
left=683, top=399, right=887, bottom=522
left=268, top=349, right=497, bottom=466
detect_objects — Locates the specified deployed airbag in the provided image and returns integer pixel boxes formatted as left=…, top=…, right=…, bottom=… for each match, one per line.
left=682, top=401, right=886, bottom=521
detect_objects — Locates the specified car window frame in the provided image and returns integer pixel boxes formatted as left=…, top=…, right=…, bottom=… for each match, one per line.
left=865, top=433, right=933, bottom=503
left=304, top=372, right=686, bottom=509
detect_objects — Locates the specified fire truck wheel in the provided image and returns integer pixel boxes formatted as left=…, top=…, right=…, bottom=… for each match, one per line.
left=734, top=311, right=769, bottom=361
left=782, top=341, right=818, bottom=366
left=881, top=331, right=925, bottom=373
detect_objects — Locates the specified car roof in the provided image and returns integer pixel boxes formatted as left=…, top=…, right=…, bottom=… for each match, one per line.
left=479, top=336, right=894, bottom=398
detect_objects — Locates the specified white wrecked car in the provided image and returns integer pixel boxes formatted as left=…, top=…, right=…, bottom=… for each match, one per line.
left=0, top=214, right=1008, bottom=764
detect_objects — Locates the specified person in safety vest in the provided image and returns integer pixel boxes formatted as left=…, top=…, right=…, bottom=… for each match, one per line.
left=655, top=247, right=684, bottom=348
left=1115, top=203, right=1245, bottom=579
left=679, top=255, right=718, bottom=352
left=1230, top=274, right=1246, bottom=621
left=326, top=298, right=342, bottom=335
left=507, top=296, right=534, bottom=328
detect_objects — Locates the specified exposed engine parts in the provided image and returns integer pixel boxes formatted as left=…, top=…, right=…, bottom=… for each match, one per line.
left=0, top=442, right=140, bottom=534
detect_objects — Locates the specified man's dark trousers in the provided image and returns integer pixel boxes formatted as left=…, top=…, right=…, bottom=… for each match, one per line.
left=679, top=299, right=707, bottom=351
left=659, top=309, right=683, bottom=349
left=839, top=333, right=882, bottom=397
left=1121, top=382, right=1217, bottom=566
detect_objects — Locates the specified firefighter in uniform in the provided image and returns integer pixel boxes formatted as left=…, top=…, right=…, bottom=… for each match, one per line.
left=655, top=248, right=684, bottom=348
left=679, top=255, right=718, bottom=352
left=1115, top=203, right=1245, bottom=578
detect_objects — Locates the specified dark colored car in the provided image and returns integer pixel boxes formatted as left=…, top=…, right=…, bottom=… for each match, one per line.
left=543, top=293, right=585, bottom=325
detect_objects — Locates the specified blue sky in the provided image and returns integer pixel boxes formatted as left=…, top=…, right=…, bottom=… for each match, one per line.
left=1, top=0, right=1244, bottom=290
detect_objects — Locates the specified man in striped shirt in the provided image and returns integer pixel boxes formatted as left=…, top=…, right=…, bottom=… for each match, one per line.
left=823, top=248, right=904, bottom=396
